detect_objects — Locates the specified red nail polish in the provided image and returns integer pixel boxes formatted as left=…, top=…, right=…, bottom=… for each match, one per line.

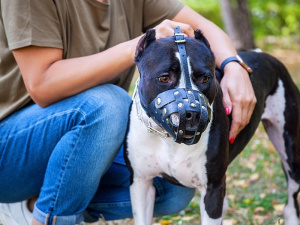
left=229, top=137, right=235, bottom=144
left=225, top=107, right=230, bottom=115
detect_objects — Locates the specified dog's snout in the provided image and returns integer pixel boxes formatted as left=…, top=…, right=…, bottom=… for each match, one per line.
left=186, top=112, right=193, bottom=120
left=186, top=111, right=200, bottom=128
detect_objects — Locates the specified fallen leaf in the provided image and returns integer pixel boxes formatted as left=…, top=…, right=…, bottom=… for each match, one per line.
left=222, top=219, right=238, bottom=225
left=275, top=218, right=284, bottom=224
left=253, top=215, right=266, bottom=224
left=249, top=173, right=260, bottom=182
left=233, top=179, right=248, bottom=188
left=254, top=206, right=265, bottom=214
left=227, top=194, right=235, bottom=201
left=243, top=198, right=253, bottom=204
left=160, top=220, right=172, bottom=225
left=260, top=193, right=266, bottom=199
left=273, top=204, right=285, bottom=212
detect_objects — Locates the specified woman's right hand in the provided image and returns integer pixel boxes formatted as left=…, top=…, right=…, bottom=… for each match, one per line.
left=154, top=19, right=195, bottom=39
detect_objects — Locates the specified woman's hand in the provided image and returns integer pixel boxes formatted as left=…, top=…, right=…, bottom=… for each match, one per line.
left=220, top=62, right=257, bottom=143
left=154, top=19, right=195, bottom=39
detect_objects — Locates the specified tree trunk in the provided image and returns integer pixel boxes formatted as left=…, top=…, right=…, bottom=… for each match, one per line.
left=220, top=0, right=255, bottom=50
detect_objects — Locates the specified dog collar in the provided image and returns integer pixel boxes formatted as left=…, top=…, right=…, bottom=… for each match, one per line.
left=132, top=78, right=170, bottom=139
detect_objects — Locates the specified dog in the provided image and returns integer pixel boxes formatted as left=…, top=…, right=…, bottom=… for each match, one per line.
left=124, top=27, right=300, bottom=225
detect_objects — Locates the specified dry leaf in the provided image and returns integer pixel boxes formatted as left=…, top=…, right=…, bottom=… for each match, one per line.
left=253, top=215, right=266, bottom=224
left=233, top=179, right=247, bottom=188
left=222, top=219, right=238, bottom=225
left=254, top=206, right=265, bottom=214
left=249, top=173, right=260, bottom=182
left=160, top=220, right=172, bottom=225
left=260, top=193, right=266, bottom=198
left=273, top=204, right=285, bottom=212
left=275, top=218, right=284, bottom=224
left=243, top=198, right=252, bottom=204
left=227, top=194, right=236, bottom=201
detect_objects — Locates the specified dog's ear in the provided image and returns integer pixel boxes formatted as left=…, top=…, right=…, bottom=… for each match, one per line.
left=194, top=29, right=211, bottom=49
left=134, top=29, right=156, bottom=63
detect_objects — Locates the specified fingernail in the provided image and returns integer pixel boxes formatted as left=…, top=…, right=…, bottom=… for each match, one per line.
left=225, top=107, right=230, bottom=115
left=229, top=137, right=235, bottom=144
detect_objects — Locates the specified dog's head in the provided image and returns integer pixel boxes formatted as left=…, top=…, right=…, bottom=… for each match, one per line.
left=134, top=28, right=217, bottom=145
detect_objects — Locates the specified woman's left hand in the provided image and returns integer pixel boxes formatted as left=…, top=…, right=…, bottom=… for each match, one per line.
left=220, top=62, right=257, bottom=143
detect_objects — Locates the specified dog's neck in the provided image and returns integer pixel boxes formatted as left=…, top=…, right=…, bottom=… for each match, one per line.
left=132, top=80, right=170, bottom=138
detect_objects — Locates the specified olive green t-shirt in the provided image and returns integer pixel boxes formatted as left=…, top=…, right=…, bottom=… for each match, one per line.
left=0, top=0, right=184, bottom=120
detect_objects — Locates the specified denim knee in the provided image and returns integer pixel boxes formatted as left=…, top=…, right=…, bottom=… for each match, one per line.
left=76, top=84, right=132, bottom=125
left=165, top=187, right=196, bottom=215
left=153, top=178, right=196, bottom=217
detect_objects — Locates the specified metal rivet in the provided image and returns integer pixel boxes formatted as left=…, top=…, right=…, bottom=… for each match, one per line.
left=174, top=91, right=179, bottom=95
left=202, top=106, right=206, bottom=110
left=163, top=108, right=167, bottom=115
left=179, top=130, right=184, bottom=134
left=191, top=103, right=196, bottom=108
left=199, top=93, right=203, bottom=97
left=157, top=98, right=161, bottom=105
left=196, top=132, right=201, bottom=135
left=178, top=103, right=183, bottom=107
left=188, top=91, right=192, bottom=94
left=166, top=118, right=169, bottom=122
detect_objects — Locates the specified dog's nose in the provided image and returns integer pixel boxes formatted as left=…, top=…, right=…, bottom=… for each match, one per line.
left=186, top=111, right=200, bottom=128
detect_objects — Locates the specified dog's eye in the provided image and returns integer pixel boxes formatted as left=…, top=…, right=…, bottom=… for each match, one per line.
left=158, top=74, right=170, bottom=83
left=202, top=76, right=209, bottom=83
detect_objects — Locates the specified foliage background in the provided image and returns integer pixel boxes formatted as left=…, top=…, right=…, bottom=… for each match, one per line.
left=182, top=0, right=300, bottom=50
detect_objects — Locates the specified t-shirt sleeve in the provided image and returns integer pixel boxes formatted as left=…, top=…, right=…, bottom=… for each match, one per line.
left=142, top=0, right=185, bottom=32
left=1, top=0, right=63, bottom=50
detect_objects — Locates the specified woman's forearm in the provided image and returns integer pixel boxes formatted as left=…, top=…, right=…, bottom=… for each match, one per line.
left=13, top=37, right=140, bottom=107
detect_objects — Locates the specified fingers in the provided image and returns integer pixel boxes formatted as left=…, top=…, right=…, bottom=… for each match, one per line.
left=222, top=87, right=232, bottom=116
left=154, top=19, right=194, bottom=39
left=220, top=63, right=257, bottom=143
left=229, top=94, right=256, bottom=143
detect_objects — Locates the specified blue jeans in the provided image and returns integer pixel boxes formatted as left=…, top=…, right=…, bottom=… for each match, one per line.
left=0, top=84, right=195, bottom=225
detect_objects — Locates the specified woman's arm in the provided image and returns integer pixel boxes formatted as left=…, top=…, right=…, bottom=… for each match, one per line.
left=12, top=38, right=139, bottom=107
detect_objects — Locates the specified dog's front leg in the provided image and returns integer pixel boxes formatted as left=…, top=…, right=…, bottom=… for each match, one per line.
left=130, top=177, right=155, bottom=225
left=199, top=181, right=226, bottom=225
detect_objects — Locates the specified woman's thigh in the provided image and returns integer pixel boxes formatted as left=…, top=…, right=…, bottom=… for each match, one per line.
left=0, top=84, right=132, bottom=203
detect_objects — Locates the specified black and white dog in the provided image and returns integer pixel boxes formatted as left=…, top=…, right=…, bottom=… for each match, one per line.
left=124, top=27, right=300, bottom=225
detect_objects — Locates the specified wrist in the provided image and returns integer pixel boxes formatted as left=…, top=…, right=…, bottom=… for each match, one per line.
left=220, top=55, right=253, bottom=75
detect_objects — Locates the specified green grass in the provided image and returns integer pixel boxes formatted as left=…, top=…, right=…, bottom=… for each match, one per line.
left=224, top=125, right=287, bottom=225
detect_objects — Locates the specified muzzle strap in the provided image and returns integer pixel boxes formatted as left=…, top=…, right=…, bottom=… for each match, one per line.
left=174, top=26, right=192, bottom=89
left=174, top=27, right=198, bottom=115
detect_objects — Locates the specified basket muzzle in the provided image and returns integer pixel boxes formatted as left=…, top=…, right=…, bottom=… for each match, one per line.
left=145, top=87, right=211, bottom=145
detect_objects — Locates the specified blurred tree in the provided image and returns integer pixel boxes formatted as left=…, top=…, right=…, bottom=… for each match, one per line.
left=220, top=0, right=255, bottom=50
